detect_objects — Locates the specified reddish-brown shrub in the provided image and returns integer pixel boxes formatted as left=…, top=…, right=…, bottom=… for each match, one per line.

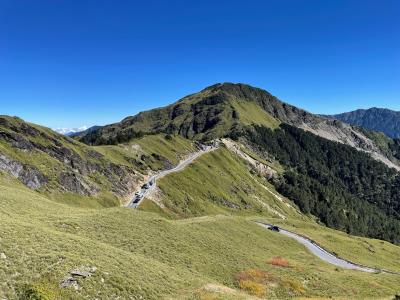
left=266, top=256, right=290, bottom=267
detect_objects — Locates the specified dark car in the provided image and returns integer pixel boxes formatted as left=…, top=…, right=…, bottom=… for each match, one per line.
left=268, top=225, right=280, bottom=232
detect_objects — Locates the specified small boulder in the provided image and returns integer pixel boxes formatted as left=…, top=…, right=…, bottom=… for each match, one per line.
left=60, top=277, right=79, bottom=290
left=70, top=270, right=92, bottom=278
left=0, top=252, right=6, bottom=259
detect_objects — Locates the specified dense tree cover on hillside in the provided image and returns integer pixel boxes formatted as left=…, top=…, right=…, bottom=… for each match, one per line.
left=80, top=128, right=148, bottom=145
left=389, top=139, right=400, bottom=160
left=236, top=124, right=400, bottom=244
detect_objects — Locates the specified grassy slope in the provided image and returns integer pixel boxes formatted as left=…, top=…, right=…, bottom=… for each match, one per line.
left=1, top=176, right=400, bottom=299
left=0, top=116, right=195, bottom=207
left=271, top=218, right=400, bottom=273
left=94, top=134, right=195, bottom=170
left=78, top=85, right=284, bottom=144
left=230, top=99, right=280, bottom=129
left=1, top=116, right=400, bottom=299
left=156, top=147, right=296, bottom=219
left=153, top=146, right=400, bottom=273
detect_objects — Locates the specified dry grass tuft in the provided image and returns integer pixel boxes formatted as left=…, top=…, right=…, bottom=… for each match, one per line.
left=234, top=269, right=275, bottom=297
left=267, top=256, right=291, bottom=267
left=280, top=278, right=306, bottom=295
left=238, top=280, right=267, bottom=297
left=235, top=268, right=275, bottom=285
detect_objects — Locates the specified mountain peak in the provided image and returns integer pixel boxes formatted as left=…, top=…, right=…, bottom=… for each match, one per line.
left=202, top=82, right=274, bottom=99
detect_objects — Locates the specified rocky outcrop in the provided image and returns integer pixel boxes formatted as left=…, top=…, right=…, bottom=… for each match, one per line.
left=222, top=138, right=278, bottom=179
left=0, top=130, right=34, bottom=151
left=0, top=153, right=47, bottom=189
left=60, top=266, right=96, bottom=290
left=76, top=83, right=400, bottom=169
left=0, top=117, right=146, bottom=201
left=300, top=119, right=400, bottom=171
left=59, top=172, right=99, bottom=196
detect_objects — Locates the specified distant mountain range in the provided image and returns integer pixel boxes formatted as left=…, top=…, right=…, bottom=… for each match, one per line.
left=327, top=108, right=400, bottom=139
left=53, top=125, right=100, bottom=137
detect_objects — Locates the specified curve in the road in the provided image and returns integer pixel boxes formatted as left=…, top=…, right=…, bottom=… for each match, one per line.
left=257, top=222, right=399, bottom=274
left=127, top=145, right=218, bottom=208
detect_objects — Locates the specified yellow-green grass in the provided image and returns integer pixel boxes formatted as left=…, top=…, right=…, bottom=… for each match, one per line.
left=267, top=218, right=400, bottom=273
left=0, top=121, right=197, bottom=208
left=134, top=134, right=196, bottom=165
left=1, top=176, right=400, bottom=299
left=153, top=146, right=400, bottom=274
left=231, top=99, right=281, bottom=129
left=156, top=147, right=296, bottom=219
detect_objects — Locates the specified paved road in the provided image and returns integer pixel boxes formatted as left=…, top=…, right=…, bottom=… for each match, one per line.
left=258, top=222, right=399, bottom=274
left=127, top=145, right=218, bottom=208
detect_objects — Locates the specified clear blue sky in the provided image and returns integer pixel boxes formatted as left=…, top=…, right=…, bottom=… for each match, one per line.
left=1, top=0, right=399, bottom=129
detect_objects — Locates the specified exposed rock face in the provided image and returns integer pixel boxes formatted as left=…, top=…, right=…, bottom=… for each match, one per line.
left=222, top=138, right=277, bottom=179
left=0, top=116, right=141, bottom=199
left=0, top=131, right=34, bottom=151
left=59, top=172, right=99, bottom=196
left=0, top=153, right=47, bottom=189
left=77, top=83, right=400, bottom=169
left=300, top=119, right=400, bottom=171
left=0, top=116, right=145, bottom=197
left=60, top=266, right=97, bottom=290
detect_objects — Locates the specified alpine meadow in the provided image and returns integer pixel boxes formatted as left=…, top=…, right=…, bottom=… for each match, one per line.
left=1, top=1, right=400, bottom=299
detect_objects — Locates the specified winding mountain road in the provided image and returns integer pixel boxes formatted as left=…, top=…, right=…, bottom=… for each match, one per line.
left=258, top=222, right=400, bottom=274
left=127, top=144, right=218, bottom=208
left=125, top=143, right=399, bottom=275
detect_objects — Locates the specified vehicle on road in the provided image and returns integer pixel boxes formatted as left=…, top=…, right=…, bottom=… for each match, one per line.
left=268, top=225, right=280, bottom=232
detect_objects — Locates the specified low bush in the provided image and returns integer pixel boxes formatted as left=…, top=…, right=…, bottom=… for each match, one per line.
left=238, top=280, right=267, bottom=297
left=267, top=256, right=290, bottom=267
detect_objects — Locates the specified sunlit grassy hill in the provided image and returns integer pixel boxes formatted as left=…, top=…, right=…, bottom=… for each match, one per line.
left=1, top=175, right=400, bottom=299
left=1, top=83, right=400, bottom=299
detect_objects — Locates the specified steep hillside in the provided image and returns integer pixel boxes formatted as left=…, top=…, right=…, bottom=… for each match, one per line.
left=2, top=85, right=400, bottom=299
left=329, top=107, right=400, bottom=138
left=78, top=83, right=400, bottom=170
left=235, top=124, right=400, bottom=243
left=1, top=163, right=400, bottom=299
left=0, top=116, right=195, bottom=207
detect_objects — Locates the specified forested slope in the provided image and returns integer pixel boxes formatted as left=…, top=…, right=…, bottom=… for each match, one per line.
left=235, top=124, right=400, bottom=244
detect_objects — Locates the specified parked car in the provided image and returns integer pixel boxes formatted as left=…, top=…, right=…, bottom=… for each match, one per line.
left=268, top=225, right=280, bottom=232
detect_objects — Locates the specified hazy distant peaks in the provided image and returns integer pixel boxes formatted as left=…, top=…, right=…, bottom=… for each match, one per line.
left=53, top=126, right=88, bottom=136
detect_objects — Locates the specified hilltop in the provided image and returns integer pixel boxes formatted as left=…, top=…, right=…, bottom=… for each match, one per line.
left=1, top=83, right=400, bottom=299
left=79, top=83, right=400, bottom=170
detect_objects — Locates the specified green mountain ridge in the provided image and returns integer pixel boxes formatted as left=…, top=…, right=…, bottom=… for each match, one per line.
left=0, top=115, right=195, bottom=207
left=79, top=83, right=400, bottom=170
left=1, top=83, right=400, bottom=299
